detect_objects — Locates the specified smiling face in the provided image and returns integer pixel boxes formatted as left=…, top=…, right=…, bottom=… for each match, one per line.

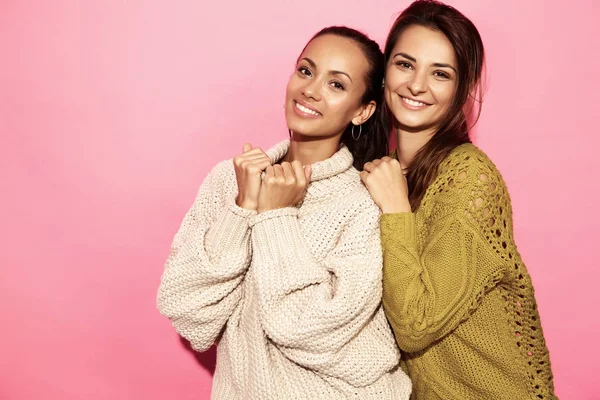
left=384, top=24, right=458, bottom=134
left=285, top=34, right=374, bottom=139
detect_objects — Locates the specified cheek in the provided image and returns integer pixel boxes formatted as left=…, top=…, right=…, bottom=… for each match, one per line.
left=385, top=67, right=409, bottom=89
left=285, top=75, right=301, bottom=98
left=325, top=94, right=359, bottom=125
left=285, top=82, right=294, bottom=100
left=384, top=86, right=395, bottom=105
left=326, top=94, right=345, bottom=111
left=433, top=84, right=456, bottom=111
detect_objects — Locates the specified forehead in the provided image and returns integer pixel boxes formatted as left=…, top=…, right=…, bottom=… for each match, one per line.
left=392, top=25, right=456, bottom=66
left=300, top=34, right=370, bottom=76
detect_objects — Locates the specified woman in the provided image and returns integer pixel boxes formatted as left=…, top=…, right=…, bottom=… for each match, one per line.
left=157, top=26, right=412, bottom=399
left=361, top=1, right=556, bottom=399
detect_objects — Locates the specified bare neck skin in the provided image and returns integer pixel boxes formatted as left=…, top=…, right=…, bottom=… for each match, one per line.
left=395, top=123, right=435, bottom=168
left=282, top=131, right=341, bottom=165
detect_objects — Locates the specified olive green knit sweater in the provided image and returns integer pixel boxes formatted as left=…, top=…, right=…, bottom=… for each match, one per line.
left=381, top=143, right=556, bottom=399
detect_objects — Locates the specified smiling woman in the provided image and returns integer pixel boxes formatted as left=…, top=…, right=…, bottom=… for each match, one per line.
left=286, top=34, right=372, bottom=139
left=386, top=25, right=458, bottom=133
left=360, top=1, right=557, bottom=399
left=156, top=26, right=412, bottom=399
left=282, top=27, right=389, bottom=170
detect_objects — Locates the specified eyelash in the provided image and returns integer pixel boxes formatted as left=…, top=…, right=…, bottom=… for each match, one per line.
left=298, top=66, right=312, bottom=77
left=297, top=66, right=345, bottom=90
left=330, top=81, right=345, bottom=90
left=396, top=61, right=413, bottom=69
left=395, top=61, right=451, bottom=79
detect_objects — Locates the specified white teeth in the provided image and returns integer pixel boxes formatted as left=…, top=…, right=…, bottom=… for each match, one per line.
left=295, top=102, right=320, bottom=116
left=402, top=97, right=427, bottom=107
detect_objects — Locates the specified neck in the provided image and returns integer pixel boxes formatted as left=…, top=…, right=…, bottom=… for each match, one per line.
left=283, top=132, right=341, bottom=165
left=395, top=124, right=435, bottom=168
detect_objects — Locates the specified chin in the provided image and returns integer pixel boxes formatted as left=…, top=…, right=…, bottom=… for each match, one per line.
left=286, top=117, right=319, bottom=136
left=286, top=123, right=315, bottom=137
left=392, top=110, right=433, bottom=129
left=394, top=119, right=433, bottom=133
left=395, top=117, right=427, bottom=129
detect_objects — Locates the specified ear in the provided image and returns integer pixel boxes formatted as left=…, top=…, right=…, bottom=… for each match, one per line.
left=351, top=100, right=377, bottom=126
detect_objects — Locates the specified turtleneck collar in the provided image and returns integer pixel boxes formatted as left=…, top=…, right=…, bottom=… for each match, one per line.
left=265, top=140, right=354, bottom=182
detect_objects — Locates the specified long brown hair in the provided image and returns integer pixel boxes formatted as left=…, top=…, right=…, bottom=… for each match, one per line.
left=381, top=0, right=485, bottom=210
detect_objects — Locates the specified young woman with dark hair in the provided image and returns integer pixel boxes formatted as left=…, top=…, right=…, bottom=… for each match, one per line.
left=157, top=26, right=412, bottom=399
left=361, top=1, right=556, bottom=398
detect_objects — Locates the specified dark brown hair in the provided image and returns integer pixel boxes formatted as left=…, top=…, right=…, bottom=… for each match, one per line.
left=297, top=26, right=388, bottom=170
left=381, top=0, right=485, bottom=209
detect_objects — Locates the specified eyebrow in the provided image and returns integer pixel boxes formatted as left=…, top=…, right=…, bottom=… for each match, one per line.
left=393, top=52, right=457, bottom=73
left=300, top=57, right=354, bottom=83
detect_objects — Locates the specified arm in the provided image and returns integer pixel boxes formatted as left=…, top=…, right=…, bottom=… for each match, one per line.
left=157, top=162, right=254, bottom=351
left=381, top=162, right=509, bottom=352
left=250, top=199, right=398, bottom=386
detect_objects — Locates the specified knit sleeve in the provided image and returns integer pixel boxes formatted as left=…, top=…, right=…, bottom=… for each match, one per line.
left=381, top=158, right=509, bottom=353
left=157, top=161, right=254, bottom=351
left=249, top=199, right=398, bottom=386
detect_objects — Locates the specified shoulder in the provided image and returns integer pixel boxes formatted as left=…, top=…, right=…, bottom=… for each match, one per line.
left=209, top=158, right=236, bottom=179
left=340, top=167, right=381, bottom=220
left=195, top=158, right=237, bottom=200
left=437, top=144, right=508, bottom=192
left=427, top=144, right=514, bottom=229
left=442, top=143, right=500, bottom=173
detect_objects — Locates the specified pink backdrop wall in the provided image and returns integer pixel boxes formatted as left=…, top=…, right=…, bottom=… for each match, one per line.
left=1, top=0, right=598, bottom=399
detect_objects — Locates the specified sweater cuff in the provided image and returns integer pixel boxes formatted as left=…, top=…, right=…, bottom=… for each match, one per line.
left=380, top=212, right=418, bottom=249
left=250, top=210, right=329, bottom=293
left=249, top=207, right=299, bottom=227
left=205, top=198, right=255, bottom=253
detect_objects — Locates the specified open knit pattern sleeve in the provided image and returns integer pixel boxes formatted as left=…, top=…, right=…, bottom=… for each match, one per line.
left=380, top=156, right=509, bottom=353
left=157, top=161, right=255, bottom=351
left=249, top=198, right=398, bottom=386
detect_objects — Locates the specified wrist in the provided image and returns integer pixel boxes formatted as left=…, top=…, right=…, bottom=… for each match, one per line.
left=258, top=202, right=296, bottom=214
left=381, top=199, right=411, bottom=214
left=236, top=196, right=257, bottom=211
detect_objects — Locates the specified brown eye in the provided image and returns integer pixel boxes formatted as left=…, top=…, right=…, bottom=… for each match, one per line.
left=396, top=61, right=412, bottom=69
left=330, top=81, right=345, bottom=90
left=434, top=71, right=450, bottom=79
left=298, top=67, right=312, bottom=77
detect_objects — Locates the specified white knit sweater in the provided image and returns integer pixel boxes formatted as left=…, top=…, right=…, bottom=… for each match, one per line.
left=157, top=140, right=412, bottom=399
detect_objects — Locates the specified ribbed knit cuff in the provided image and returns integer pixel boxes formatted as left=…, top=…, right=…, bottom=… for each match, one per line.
left=249, top=207, right=299, bottom=227
left=250, top=210, right=329, bottom=294
left=205, top=198, right=256, bottom=254
left=380, top=212, right=418, bottom=249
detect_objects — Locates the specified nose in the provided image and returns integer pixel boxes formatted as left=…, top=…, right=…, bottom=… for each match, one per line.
left=407, top=70, right=427, bottom=96
left=302, top=78, right=322, bottom=101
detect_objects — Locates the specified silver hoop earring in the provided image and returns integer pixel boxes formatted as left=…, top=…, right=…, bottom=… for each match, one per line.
left=351, top=124, right=362, bottom=140
left=381, top=78, right=385, bottom=88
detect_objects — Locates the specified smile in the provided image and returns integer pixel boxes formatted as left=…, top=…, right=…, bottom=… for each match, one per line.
left=294, top=101, right=321, bottom=116
left=401, top=96, right=430, bottom=107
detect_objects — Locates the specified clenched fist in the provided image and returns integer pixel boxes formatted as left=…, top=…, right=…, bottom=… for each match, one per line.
left=234, top=143, right=271, bottom=211
left=257, top=161, right=312, bottom=213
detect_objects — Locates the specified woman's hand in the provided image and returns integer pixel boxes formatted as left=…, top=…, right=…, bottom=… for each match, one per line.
left=234, top=143, right=272, bottom=211
left=360, top=157, right=411, bottom=213
left=257, top=161, right=312, bottom=213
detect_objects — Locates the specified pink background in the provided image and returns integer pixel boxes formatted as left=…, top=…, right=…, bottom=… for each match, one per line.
left=1, top=0, right=598, bottom=399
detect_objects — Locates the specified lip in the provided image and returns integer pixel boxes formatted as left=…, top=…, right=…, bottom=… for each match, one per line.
left=292, top=99, right=322, bottom=118
left=399, top=95, right=432, bottom=110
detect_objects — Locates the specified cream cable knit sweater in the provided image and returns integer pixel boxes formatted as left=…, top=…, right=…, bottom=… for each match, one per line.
left=157, top=140, right=412, bottom=399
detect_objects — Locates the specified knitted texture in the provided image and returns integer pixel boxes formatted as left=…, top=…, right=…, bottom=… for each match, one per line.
left=381, top=144, right=556, bottom=400
left=157, top=140, right=412, bottom=400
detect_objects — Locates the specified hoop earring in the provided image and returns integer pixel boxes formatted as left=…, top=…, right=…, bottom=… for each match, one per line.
left=351, top=124, right=362, bottom=140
